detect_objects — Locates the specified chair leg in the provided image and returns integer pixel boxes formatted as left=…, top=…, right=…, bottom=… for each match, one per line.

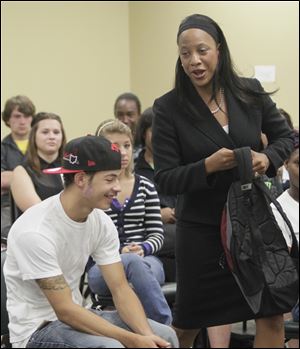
left=1, top=334, right=12, bottom=348
left=193, top=328, right=209, bottom=348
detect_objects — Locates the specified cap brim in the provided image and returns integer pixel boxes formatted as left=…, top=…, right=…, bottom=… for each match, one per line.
left=43, top=167, right=83, bottom=174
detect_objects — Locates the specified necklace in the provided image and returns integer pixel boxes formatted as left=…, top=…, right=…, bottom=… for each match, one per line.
left=209, top=88, right=224, bottom=114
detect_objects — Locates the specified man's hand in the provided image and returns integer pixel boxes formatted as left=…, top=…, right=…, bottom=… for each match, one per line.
left=124, top=333, right=172, bottom=348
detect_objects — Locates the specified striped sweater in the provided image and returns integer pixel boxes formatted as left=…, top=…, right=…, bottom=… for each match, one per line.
left=105, top=174, right=164, bottom=255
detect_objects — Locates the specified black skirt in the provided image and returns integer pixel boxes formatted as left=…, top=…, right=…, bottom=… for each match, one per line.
left=172, top=221, right=283, bottom=329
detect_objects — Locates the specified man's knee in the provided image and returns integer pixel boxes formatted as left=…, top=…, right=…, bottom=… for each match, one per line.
left=121, top=253, right=145, bottom=272
left=97, top=338, right=125, bottom=348
left=148, top=320, right=179, bottom=347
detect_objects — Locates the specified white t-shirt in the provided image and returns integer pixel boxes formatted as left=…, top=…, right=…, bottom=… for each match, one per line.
left=282, top=166, right=290, bottom=183
left=271, top=190, right=299, bottom=248
left=4, top=194, right=121, bottom=347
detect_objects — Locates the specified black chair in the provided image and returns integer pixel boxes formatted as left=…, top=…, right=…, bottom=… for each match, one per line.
left=157, top=223, right=176, bottom=283
left=1, top=249, right=11, bottom=348
left=284, top=320, right=299, bottom=341
left=1, top=226, right=10, bottom=249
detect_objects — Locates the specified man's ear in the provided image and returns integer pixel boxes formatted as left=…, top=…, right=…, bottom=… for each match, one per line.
left=284, top=159, right=289, bottom=170
left=74, top=172, right=87, bottom=188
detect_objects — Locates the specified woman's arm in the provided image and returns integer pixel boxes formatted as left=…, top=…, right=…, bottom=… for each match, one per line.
left=152, top=100, right=213, bottom=195
left=140, top=178, right=164, bottom=255
left=256, top=80, right=294, bottom=176
left=152, top=99, right=237, bottom=195
left=11, top=165, right=41, bottom=212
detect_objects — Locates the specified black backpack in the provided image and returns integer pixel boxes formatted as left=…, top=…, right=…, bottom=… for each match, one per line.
left=221, top=146, right=299, bottom=315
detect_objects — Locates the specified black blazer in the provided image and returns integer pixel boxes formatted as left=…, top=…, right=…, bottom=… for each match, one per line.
left=152, top=79, right=293, bottom=225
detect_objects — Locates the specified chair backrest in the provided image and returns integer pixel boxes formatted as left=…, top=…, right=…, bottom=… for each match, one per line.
left=1, top=250, right=9, bottom=336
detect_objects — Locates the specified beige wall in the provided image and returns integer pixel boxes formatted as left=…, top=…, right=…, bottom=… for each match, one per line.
left=130, top=1, right=299, bottom=126
left=1, top=1, right=131, bottom=139
left=2, top=1, right=299, bottom=141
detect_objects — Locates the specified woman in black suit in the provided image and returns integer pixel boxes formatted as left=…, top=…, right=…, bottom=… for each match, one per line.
left=152, top=14, right=294, bottom=348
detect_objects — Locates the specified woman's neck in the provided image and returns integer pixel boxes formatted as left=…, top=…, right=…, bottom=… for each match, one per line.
left=195, top=83, right=213, bottom=100
left=144, top=148, right=154, bottom=167
left=119, top=169, right=133, bottom=181
left=37, top=150, right=59, bottom=164
left=200, top=87, right=221, bottom=104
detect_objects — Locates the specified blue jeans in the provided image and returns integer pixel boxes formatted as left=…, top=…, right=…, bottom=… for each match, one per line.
left=88, top=254, right=172, bottom=325
left=26, top=309, right=179, bottom=348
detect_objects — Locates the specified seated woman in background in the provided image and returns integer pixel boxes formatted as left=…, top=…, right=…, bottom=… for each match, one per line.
left=88, top=119, right=172, bottom=325
left=135, top=107, right=177, bottom=281
left=10, top=112, right=66, bottom=220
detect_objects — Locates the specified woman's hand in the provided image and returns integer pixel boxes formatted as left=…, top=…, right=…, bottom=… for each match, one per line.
left=205, top=148, right=237, bottom=174
left=121, top=244, right=144, bottom=257
left=251, top=150, right=270, bottom=175
left=161, top=207, right=176, bottom=224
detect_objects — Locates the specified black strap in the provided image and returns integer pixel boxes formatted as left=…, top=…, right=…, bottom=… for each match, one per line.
left=233, top=147, right=253, bottom=190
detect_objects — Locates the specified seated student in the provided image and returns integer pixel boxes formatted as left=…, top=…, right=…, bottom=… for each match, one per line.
left=271, top=130, right=299, bottom=342
left=134, top=107, right=177, bottom=281
left=114, top=92, right=142, bottom=161
left=4, top=135, right=178, bottom=349
left=88, top=119, right=172, bottom=325
left=10, top=112, right=66, bottom=220
left=271, top=130, right=299, bottom=248
left=1, top=95, right=36, bottom=235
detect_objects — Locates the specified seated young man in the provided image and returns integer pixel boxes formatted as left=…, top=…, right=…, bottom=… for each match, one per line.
left=4, top=135, right=178, bottom=348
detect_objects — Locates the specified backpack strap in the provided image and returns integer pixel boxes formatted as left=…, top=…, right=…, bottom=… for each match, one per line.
left=233, top=147, right=266, bottom=262
left=233, top=147, right=253, bottom=191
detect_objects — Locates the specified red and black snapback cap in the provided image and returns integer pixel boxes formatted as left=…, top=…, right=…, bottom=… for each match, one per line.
left=43, top=135, right=121, bottom=174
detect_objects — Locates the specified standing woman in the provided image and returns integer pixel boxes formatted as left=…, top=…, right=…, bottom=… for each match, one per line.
left=152, top=14, right=294, bottom=348
left=11, top=112, right=66, bottom=219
